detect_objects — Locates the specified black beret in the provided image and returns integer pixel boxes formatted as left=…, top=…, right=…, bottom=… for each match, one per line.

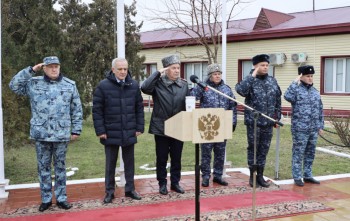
left=252, top=54, right=270, bottom=65
left=298, top=65, right=315, bottom=75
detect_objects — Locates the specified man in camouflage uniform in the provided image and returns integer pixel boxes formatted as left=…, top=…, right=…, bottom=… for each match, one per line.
left=9, top=56, right=83, bottom=211
left=191, top=63, right=237, bottom=187
left=235, top=54, right=281, bottom=188
left=284, top=65, right=324, bottom=187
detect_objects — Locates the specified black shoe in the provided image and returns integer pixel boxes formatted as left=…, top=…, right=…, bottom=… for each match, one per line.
left=256, top=166, right=270, bottom=188
left=294, top=179, right=304, bottom=187
left=56, top=201, right=72, bottom=210
left=125, top=190, right=142, bottom=200
left=213, top=177, right=228, bottom=186
left=304, top=177, right=320, bottom=184
left=38, top=202, right=52, bottom=212
left=171, top=184, right=185, bottom=194
left=103, top=193, right=115, bottom=204
left=202, top=178, right=209, bottom=187
left=159, top=185, right=168, bottom=195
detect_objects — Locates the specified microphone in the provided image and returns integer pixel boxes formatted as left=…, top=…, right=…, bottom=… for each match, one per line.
left=190, top=75, right=208, bottom=90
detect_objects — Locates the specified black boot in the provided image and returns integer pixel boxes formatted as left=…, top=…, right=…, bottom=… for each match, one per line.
left=249, top=166, right=259, bottom=187
left=257, top=166, right=270, bottom=188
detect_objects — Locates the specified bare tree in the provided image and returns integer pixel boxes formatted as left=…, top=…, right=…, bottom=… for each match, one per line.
left=143, top=0, right=249, bottom=64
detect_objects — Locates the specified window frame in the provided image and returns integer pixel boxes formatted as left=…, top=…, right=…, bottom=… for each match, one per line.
left=321, top=55, right=350, bottom=95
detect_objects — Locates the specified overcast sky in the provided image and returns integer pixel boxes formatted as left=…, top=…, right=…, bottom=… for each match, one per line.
left=83, top=0, right=350, bottom=32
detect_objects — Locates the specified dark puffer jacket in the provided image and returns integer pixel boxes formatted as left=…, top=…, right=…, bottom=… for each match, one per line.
left=141, top=71, right=190, bottom=136
left=93, top=71, right=144, bottom=146
left=235, top=72, right=281, bottom=127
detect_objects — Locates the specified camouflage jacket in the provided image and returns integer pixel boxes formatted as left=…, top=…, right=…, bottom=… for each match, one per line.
left=284, top=81, right=324, bottom=132
left=190, top=79, right=237, bottom=126
left=235, top=73, right=282, bottom=127
left=9, top=66, right=83, bottom=141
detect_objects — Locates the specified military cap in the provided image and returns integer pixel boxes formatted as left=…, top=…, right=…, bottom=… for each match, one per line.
left=298, top=65, right=315, bottom=75
left=207, top=63, right=222, bottom=76
left=161, top=54, right=180, bottom=68
left=252, top=54, right=270, bottom=65
left=43, top=56, right=60, bottom=66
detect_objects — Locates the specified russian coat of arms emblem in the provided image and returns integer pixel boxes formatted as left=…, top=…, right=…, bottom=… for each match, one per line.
left=198, top=113, right=220, bottom=140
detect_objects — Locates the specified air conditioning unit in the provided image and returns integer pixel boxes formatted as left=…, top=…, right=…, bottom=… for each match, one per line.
left=268, top=53, right=286, bottom=66
left=291, top=53, right=308, bottom=63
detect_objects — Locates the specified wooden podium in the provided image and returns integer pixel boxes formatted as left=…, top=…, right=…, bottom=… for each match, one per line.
left=165, top=108, right=233, bottom=221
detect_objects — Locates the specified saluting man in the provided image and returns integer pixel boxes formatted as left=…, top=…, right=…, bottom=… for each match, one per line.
left=9, top=56, right=83, bottom=212
left=284, top=65, right=324, bottom=187
left=235, top=54, right=281, bottom=188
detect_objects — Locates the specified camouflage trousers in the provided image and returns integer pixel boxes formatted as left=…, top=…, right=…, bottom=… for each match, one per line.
left=292, top=131, right=318, bottom=180
left=35, top=141, right=69, bottom=203
left=246, top=125, right=273, bottom=167
left=201, top=141, right=226, bottom=179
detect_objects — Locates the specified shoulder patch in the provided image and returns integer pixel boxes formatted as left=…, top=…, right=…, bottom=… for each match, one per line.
left=63, top=77, right=76, bottom=85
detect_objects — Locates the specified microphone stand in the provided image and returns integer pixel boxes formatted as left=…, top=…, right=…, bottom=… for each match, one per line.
left=193, top=82, right=283, bottom=221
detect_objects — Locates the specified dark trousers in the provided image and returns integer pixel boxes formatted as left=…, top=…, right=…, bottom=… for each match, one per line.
left=155, top=135, right=184, bottom=186
left=246, top=125, right=273, bottom=167
left=104, top=144, right=135, bottom=194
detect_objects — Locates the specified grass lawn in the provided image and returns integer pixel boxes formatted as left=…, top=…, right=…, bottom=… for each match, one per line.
left=5, top=112, right=350, bottom=184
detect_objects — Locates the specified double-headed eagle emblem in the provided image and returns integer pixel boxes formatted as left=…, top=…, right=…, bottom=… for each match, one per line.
left=198, top=113, right=220, bottom=140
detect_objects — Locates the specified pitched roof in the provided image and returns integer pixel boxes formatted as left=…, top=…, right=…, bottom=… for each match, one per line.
left=140, top=6, right=350, bottom=49
left=253, top=8, right=295, bottom=30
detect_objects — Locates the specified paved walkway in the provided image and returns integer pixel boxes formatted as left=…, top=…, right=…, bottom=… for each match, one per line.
left=1, top=170, right=350, bottom=220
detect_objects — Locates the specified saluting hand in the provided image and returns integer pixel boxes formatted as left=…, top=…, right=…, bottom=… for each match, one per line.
left=158, top=67, right=169, bottom=76
left=32, top=63, right=45, bottom=72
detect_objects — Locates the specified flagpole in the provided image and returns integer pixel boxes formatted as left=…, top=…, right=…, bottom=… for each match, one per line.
left=221, top=0, right=231, bottom=178
left=116, top=0, right=126, bottom=187
left=0, top=0, right=10, bottom=199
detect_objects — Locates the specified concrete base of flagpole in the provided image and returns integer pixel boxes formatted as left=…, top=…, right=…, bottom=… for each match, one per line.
left=0, top=179, right=9, bottom=198
left=222, top=161, right=232, bottom=177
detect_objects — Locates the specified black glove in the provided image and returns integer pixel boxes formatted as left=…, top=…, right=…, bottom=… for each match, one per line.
left=232, top=125, right=236, bottom=132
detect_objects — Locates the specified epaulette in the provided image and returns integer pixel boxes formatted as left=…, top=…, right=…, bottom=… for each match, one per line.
left=62, top=77, right=76, bottom=85
left=32, top=76, right=44, bottom=80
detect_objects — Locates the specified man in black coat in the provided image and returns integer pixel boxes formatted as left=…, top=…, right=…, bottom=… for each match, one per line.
left=141, top=54, right=190, bottom=195
left=93, top=58, right=144, bottom=203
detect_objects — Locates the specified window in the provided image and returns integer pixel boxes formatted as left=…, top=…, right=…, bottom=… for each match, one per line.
left=324, top=58, right=350, bottom=93
left=141, top=63, right=157, bottom=86
left=183, top=62, right=208, bottom=88
left=240, top=60, right=275, bottom=81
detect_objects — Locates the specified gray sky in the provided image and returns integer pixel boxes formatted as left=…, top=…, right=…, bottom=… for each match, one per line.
left=83, top=0, right=350, bottom=32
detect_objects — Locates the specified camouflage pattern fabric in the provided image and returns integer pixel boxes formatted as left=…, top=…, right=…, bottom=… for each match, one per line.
left=235, top=73, right=281, bottom=127
left=201, top=141, right=226, bottom=179
left=191, top=80, right=237, bottom=178
left=284, top=81, right=324, bottom=132
left=235, top=72, right=281, bottom=167
left=9, top=66, right=83, bottom=141
left=9, top=66, right=83, bottom=204
left=35, top=141, right=69, bottom=203
left=291, top=131, right=318, bottom=180
left=246, top=125, right=273, bottom=166
left=284, top=81, right=324, bottom=180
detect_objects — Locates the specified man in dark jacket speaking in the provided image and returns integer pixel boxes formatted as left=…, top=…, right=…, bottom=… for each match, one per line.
left=93, top=58, right=144, bottom=203
left=141, top=54, right=190, bottom=195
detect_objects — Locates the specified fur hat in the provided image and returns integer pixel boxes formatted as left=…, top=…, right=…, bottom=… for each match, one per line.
left=43, top=56, right=60, bottom=65
left=161, top=54, right=180, bottom=68
left=252, top=54, right=270, bottom=65
left=298, top=65, right=315, bottom=75
left=207, top=63, right=222, bottom=76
